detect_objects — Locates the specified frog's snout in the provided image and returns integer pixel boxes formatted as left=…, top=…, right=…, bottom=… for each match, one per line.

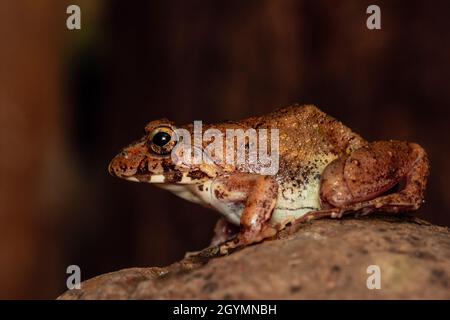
left=109, top=154, right=133, bottom=178
left=108, top=149, right=142, bottom=178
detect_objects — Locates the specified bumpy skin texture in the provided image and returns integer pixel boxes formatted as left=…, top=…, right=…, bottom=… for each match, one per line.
left=319, top=141, right=429, bottom=217
left=109, top=104, right=429, bottom=251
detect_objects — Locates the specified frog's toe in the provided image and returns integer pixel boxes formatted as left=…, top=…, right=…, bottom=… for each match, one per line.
left=218, top=240, right=242, bottom=255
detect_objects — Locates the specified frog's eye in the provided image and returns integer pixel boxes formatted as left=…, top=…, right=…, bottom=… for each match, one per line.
left=149, top=127, right=176, bottom=155
left=152, top=131, right=171, bottom=147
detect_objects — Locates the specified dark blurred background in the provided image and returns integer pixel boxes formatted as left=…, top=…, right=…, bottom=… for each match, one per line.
left=1, top=0, right=449, bottom=299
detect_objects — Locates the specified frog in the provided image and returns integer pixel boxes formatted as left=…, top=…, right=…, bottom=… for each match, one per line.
left=108, top=104, right=429, bottom=253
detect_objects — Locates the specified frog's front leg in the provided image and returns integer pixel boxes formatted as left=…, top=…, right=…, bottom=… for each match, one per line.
left=210, top=173, right=279, bottom=252
left=317, top=141, right=429, bottom=217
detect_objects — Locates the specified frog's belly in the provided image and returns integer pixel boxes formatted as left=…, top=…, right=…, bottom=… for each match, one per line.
left=208, top=179, right=322, bottom=226
left=271, top=179, right=322, bottom=226
left=161, top=177, right=322, bottom=227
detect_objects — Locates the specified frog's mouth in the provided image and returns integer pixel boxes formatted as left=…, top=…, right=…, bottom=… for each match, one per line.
left=109, top=159, right=184, bottom=184
left=110, top=163, right=206, bottom=185
left=109, top=147, right=212, bottom=185
left=122, top=174, right=165, bottom=183
left=130, top=172, right=207, bottom=185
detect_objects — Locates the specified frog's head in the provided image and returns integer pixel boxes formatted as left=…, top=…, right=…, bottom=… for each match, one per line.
left=108, top=119, right=219, bottom=185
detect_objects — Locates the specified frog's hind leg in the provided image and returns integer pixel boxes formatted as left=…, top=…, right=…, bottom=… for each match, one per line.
left=318, top=141, right=429, bottom=218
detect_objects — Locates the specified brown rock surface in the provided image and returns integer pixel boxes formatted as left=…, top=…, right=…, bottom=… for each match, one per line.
left=58, top=215, right=450, bottom=299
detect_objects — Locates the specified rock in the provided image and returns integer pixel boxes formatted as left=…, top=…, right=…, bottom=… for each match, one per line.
left=58, top=215, right=450, bottom=299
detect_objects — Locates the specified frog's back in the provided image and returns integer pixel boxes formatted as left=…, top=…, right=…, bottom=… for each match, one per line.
left=243, top=104, right=367, bottom=225
left=256, top=104, right=365, bottom=155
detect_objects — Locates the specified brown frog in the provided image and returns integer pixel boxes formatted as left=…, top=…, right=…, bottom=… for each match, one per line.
left=108, top=104, right=429, bottom=252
